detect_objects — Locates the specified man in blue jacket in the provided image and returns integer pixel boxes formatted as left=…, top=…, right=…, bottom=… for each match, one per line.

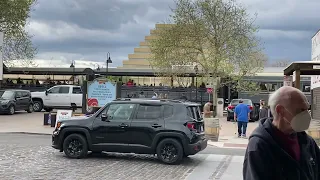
left=234, top=100, right=251, bottom=138
left=243, top=86, right=320, bottom=180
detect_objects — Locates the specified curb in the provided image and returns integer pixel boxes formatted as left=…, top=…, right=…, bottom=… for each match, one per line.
left=0, top=132, right=52, bottom=136
left=208, top=141, right=248, bottom=149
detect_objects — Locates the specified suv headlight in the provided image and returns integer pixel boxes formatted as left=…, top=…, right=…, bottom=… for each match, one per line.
left=0, top=100, right=10, bottom=105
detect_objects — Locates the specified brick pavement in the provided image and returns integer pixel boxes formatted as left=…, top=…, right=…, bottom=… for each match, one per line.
left=0, top=134, right=244, bottom=180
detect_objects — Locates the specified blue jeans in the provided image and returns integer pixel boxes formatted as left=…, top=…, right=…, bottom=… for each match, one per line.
left=237, top=121, right=248, bottom=136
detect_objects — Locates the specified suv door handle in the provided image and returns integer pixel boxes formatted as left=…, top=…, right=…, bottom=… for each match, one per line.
left=119, top=123, right=128, bottom=128
left=151, top=124, right=162, bottom=128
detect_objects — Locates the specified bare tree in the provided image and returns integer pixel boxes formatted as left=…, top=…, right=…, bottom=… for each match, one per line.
left=149, top=0, right=266, bottom=92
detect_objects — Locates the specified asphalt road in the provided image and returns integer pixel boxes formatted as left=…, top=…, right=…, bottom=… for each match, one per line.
left=0, top=133, right=245, bottom=180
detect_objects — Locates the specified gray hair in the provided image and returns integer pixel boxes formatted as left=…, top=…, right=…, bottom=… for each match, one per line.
left=268, top=90, right=282, bottom=118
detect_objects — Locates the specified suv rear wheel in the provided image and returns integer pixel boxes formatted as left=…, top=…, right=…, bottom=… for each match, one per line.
left=26, top=104, right=33, bottom=113
left=63, top=134, right=88, bottom=159
left=156, top=138, right=183, bottom=164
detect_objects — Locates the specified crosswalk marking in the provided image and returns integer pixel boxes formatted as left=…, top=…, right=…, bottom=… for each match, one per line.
left=186, top=154, right=244, bottom=180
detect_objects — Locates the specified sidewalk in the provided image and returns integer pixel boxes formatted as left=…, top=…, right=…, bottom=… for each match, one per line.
left=0, top=112, right=256, bottom=148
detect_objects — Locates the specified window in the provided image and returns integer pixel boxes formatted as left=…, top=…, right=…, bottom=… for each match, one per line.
left=187, top=106, right=202, bottom=120
left=136, top=105, right=161, bottom=119
left=48, top=87, right=60, bottom=94
left=0, top=91, right=14, bottom=99
left=15, top=91, right=22, bottom=98
left=21, top=91, right=30, bottom=97
left=72, top=87, right=82, bottom=94
left=163, top=105, right=173, bottom=118
left=231, top=99, right=252, bottom=106
left=59, top=87, right=70, bottom=94
left=102, top=103, right=135, bottom=120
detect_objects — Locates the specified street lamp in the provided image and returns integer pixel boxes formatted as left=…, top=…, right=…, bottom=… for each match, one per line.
left=194, top=65, right=199, bottom=102
left=70, top=60, right=75, bottom=85
left=106, top=52, right=112, bottom=77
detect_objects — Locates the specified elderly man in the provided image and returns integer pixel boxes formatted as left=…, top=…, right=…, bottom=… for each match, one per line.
left=243, top=86, right=319, bottom=180
left=203, top=101, right=213, bottom=118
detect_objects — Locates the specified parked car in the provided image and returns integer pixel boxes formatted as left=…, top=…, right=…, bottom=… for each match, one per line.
left=31, top=85, right=82, bottom=112
left=52, top=98, right=207, bottom=164
left=0, top=89, right=33, bottom=115
left=226, top=99, right=258, bottom=122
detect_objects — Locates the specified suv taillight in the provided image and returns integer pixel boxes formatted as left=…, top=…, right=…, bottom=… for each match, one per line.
left=186, top=122, right=195, bottom=130
left=249, top=106, right=253, bottom=110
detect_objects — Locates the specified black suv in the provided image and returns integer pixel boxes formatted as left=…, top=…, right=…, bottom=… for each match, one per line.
left=0, top=89, right=34, bottom=115
left=52, top=99, right=207, bottom=164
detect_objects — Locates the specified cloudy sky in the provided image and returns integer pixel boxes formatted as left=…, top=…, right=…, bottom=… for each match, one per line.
left=25, top=0, right=320, bottom=68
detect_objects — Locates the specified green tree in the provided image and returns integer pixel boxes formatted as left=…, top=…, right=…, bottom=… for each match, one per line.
left=149, top=0, right=266, bottom=92
left=0, top=0, right=37, bottom=66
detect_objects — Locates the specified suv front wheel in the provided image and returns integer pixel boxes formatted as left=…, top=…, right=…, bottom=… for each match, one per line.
left=156, top=138, right=184, bottom=165
left=63, top=134, right=88, bottom=159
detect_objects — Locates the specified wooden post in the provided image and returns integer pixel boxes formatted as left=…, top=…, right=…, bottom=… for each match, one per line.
left=295, top=69, right=301, bottom=90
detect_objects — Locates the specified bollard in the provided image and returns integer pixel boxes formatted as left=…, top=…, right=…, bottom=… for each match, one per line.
left=43, top=112, right=50, bottom=125
left=50, top=113, right=57, bottom=127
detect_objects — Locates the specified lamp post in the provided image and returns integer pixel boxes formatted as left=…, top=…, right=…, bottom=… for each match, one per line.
left=70, top=60, right=75, bottom=85
left=106, top=52, right=112, bottom=77
left=194, top=65, right=199, bottom=102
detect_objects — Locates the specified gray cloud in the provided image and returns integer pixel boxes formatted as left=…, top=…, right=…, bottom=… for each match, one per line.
left=26, top=0, right=320, bottom=66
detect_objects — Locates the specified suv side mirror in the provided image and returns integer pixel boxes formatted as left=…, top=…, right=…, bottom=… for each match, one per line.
left=45, top=90, right=48, bottom=96
left=101, top=113, right=109, bottom=121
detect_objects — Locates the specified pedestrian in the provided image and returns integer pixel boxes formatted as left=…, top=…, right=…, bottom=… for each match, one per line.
left=203, top=101, right=213, bottom=118
left=151, top=92, right=158, bottom=99
left=243, top=86, right=319, bottom=180
left=258, top=102, right=268, bottom=120
left=234, top=99, right=250, bottom=138
left=138, top=92, right=145, bottom=98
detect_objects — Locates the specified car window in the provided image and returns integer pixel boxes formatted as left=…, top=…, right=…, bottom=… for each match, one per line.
left=59, top=87, right=70, bottom=94
left=103, top=104, right=135, bottom=120
left=187, top=106, right=202, bottom=120
left=163, top=105, right=173, bottom=118
left=231, top=99, right=252, bottom=106
left=72, top=87, right=82, bottom=94
left=15, top=91, right=22, bottom=98
left=48, top=87, right=60, bottom=94
left=0, top=91, right=14, bottom=99
left=136, top=105, right=162, bottom=119
left=21, top=91, right=30, bottom=97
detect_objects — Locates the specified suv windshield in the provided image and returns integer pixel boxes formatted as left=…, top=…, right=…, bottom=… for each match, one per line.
left=231, top=99, right=252, bottom=106
left=0, top=90, right=14, bottom=99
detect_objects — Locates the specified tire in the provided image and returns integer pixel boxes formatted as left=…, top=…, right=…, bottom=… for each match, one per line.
left=26, top=104, right=33, bottom=113
left=63, top=134, right=88, bottom=159
left=156, top=138, right=183, bottom=165
left=33, top=101, right=43, bottom=112
left=8, top=105, right=15, bottom=115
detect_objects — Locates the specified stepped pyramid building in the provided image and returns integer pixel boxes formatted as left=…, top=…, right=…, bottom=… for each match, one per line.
left=118, top=24, right=171, bottom=69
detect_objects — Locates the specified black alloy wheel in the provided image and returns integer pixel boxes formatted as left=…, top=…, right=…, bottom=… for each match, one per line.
left=63, top=134, right=88, bottom=159
left=9, top=105, right=15, bottom=115
left=156, top=138, right=183, bottom=164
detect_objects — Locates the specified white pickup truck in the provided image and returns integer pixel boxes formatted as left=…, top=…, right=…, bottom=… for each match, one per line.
left=31, top=85, right=83, bottom=112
